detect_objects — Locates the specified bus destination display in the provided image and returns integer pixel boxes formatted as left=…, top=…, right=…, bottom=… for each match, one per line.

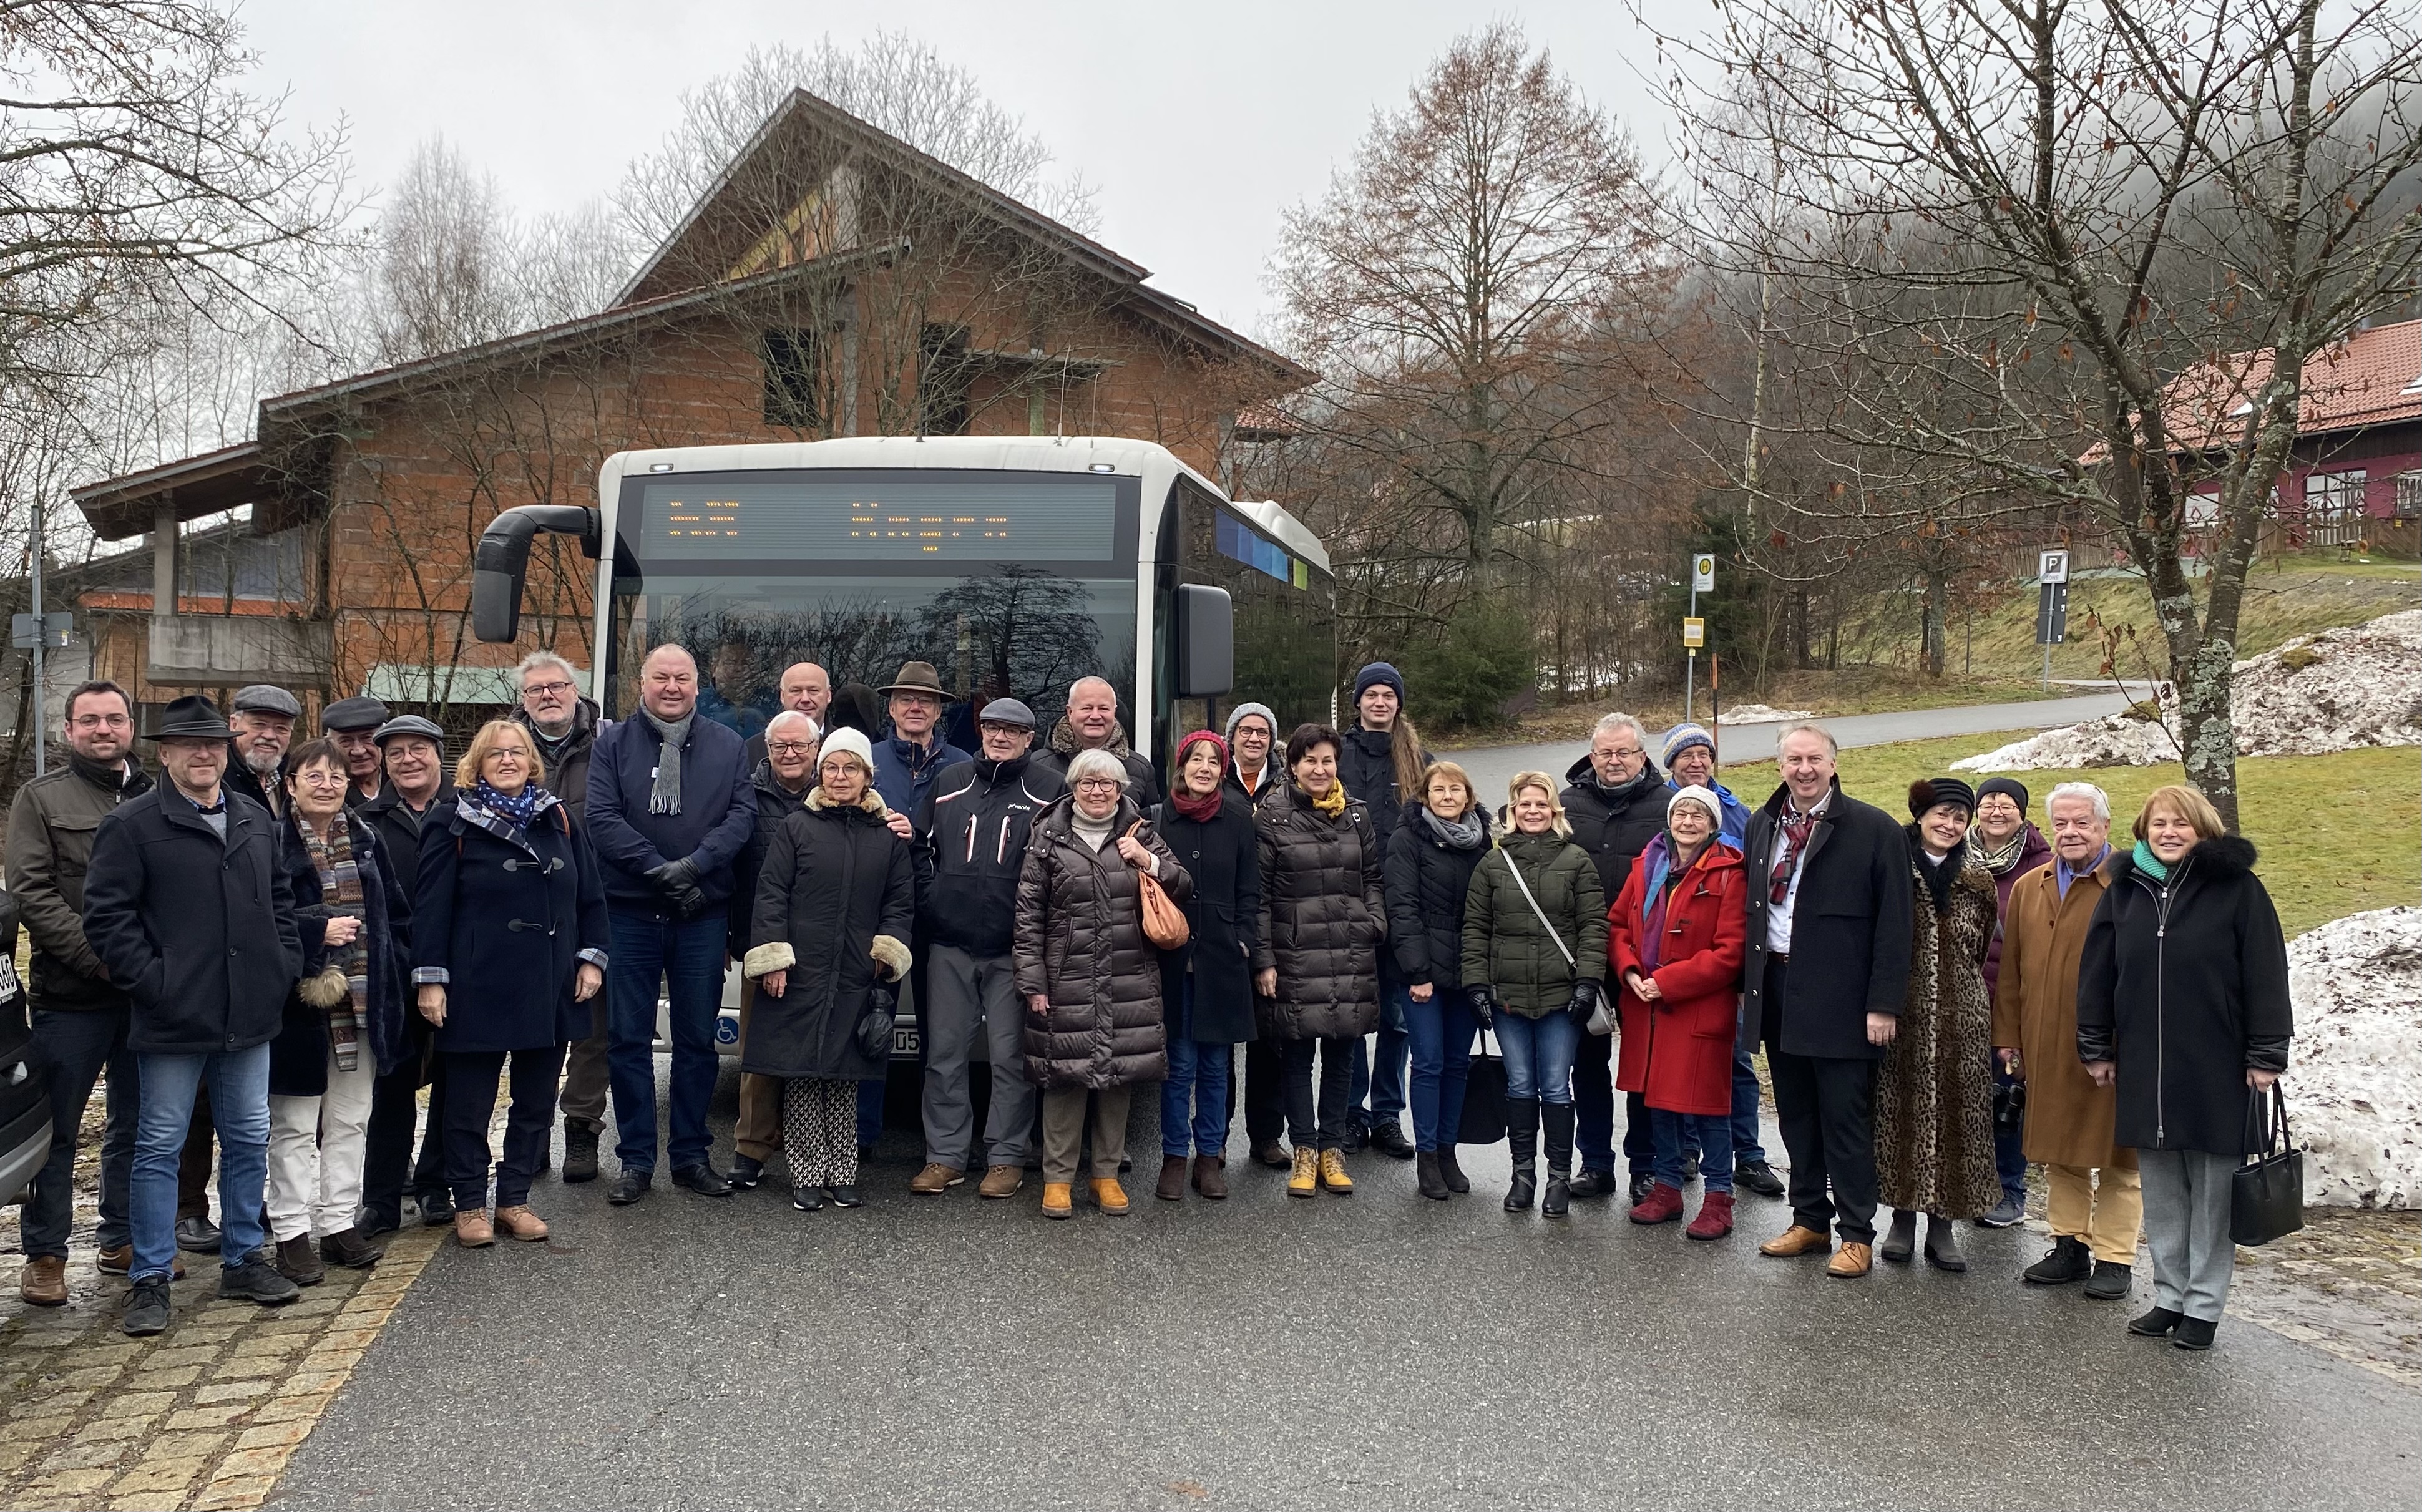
left=638, top=474, right=1118, bottom=562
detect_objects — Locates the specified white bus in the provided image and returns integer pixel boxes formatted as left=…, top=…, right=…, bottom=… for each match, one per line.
left=471, top=434, right=1339, bottom=1056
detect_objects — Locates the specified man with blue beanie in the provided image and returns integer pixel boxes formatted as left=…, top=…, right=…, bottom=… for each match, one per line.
left=1337, top=660, right=1428, bottom=1159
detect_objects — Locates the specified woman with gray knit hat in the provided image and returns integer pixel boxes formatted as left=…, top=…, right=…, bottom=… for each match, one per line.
left=1972, top=774, right=2050, bottom=1229
left=1224, top=703, right=1281, bottom=808
left=1875, top=777, right=2003, bottom=1271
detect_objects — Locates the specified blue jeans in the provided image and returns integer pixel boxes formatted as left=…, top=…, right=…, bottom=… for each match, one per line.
left=1653, top=1108, right=1734, bottom=1193
left=607, top=909, right=728, bottom=1174
left=1731, top=1040, right=1768, bottom=1163
left=1160, top=979, right=1233, bottom=1158
left=23, top=1007, right=140, bottom=1259
left=132, top=1043, right=270, bottom=1279
left=1993, top=1055, right=2028, bottom=1202
left=1348, top=983, right=1411, bottom=1128
left=1495, top=1011, right=1580, bottom=1105
left=1403, top=988, right=1478, bottom=1152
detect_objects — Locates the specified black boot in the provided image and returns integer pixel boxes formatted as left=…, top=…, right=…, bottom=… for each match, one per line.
left=561, top=1124, right=600, bottom=1184
left=1880, top=1208, right=1918, bottom=1264
left=1540, top=1103, right=1575, bottom=1217
left=1502, top=1098, right=1538, bottom=1212
left=1435, top=1146, right=1470, bottom=1194
left=1416, top=1152, right=1450, bottom=1201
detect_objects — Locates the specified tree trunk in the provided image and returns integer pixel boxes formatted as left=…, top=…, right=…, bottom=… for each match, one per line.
left=1920, top=567, right=1948, bottom=678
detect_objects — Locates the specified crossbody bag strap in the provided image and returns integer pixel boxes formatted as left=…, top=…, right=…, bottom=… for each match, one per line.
left=1500, top=853, right=1575, bottom=968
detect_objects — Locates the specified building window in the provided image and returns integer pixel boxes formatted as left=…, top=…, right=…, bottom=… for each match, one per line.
left=2396, top=470, right=2421, bottom=519
left=2305, top=467, right=2367, bottom=520
left=761, top=328, right=822, bottom=429
left=918, top=324, right=972, bottom=436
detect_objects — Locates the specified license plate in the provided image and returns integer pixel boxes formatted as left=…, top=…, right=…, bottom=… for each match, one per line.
left=892, top=1027, right=920, bottom=1058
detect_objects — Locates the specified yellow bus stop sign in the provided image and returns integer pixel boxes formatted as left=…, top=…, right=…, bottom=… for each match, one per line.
left=1682, top=617, right=1706, bottom=648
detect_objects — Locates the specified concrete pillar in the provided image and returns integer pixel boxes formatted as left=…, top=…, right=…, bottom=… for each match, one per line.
left=151, top=502, right=178, bottom=620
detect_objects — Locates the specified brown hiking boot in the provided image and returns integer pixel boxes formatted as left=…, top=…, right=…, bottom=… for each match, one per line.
left=1091, top=1177, right=1130, bottom=1216
left=909, top=1163, right=963, bottom=1196
left=493, top=1206, right=549, bottom=1242
left=978, top=1164, right=1023, bottom=1199
left=1191, top=1154, right=1228, bottom=1200
left=97, top=1245, right=183, bottom=1280
left=1042, top=1181, right=1073, bottom=1219
left=19, top=1255, right=66, bottom=1306
left=453, top=1210, right=495, bottom=1248
left=1155, top=1154, right=1188, bottom=1201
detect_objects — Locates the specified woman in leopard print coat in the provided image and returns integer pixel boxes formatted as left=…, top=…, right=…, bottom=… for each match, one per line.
left=1875, top=778, right=2003, bottom=1271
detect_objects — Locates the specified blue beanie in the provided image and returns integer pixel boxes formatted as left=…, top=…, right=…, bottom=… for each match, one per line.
left=1661, top=721, right=1716, bottom=767
left=1353, top=661, right=1406, bottom=705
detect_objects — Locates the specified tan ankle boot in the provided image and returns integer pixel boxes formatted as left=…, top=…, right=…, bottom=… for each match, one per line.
left=1287, top=1145, right=1319, bottom=1198
left=1042, top=1181, right=1073, bottom=1219
left=1319, top=1149, right=1354, bottom=1194
left=453, top=1210, right=495, bottom=1248
left=1091, top=1177, right=1130, bottom=1216
left=493, top=1205, right=549, bottom=1242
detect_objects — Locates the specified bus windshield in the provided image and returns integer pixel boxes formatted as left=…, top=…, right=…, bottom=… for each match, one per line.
left=605, top=468, right=1140, bottom=743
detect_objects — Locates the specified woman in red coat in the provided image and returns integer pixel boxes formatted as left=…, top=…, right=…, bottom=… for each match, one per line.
left=1611, top=786, right=1749, bottom=1239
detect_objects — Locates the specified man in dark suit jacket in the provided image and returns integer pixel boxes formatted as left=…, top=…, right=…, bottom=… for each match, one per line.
left=1741, top=724, right=1913, bottom=1279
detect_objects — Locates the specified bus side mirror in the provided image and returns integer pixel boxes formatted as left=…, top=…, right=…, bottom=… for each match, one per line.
left=1174, top=584, right=1233, bottom=697
left=473, top=505, right=601, bottom=643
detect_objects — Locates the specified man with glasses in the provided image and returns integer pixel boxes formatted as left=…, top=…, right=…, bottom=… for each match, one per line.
left=743, top=662, right=833, bottom=770
left=866, top=661, right=971, bottom=1156
left=9, top=681, right=157, bottom=1304
left=1560, top=713, right=1668, bottom=1202
left=358, top=714, right=456, bottom=1235
left=322, top=696, right=391, bottom=807
left=224, top=685, right=300, bottom=822
left=510, top=651, right=612, bottom=1179
left=725, top=711, right=821, bottom=1188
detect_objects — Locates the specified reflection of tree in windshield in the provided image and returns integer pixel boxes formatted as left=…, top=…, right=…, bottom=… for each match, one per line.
left=920, top=565, right=1102, bottom=714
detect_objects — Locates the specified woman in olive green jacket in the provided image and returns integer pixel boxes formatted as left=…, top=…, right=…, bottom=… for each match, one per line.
left=1461, top=771, right=1609, bottom=1217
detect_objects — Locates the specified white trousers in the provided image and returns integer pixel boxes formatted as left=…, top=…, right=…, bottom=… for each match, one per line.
left=266, top=1046, right=378, bottom=1242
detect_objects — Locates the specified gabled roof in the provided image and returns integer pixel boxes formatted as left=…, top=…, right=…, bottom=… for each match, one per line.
left=2156, top=318, right=2422, bottom=454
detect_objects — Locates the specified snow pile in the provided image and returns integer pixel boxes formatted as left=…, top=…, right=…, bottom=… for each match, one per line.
left=1954, top=609, right=2422, bottom=771
left=2285, top=907, right=2421, bottom=1210
left=1717, top=703, right=1815, bottom=726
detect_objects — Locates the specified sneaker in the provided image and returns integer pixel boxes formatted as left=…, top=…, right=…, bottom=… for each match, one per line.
left=1734, top=1158, right=1786, bottom=1198
left=1367, top=1121, right=1416, bottom=1161
left=18, top=1255, right=66, bottom=1306
left=909, top=1163, right=963, bottom=1196
left=979, top=1164, right=1024, bottom=1199
left=273, top=1235, right=325, bottom=1287
left=216, top=1258, right=300, bottom=1307
left=791, top=1186, right=823, bottom=1212
left=730, top=1155, right=766, bottom=1189
left=561, top=1126, right=601, bottom=1184
left=2084, top=1261, right=2135, bottom=1301
left=1339, top=1122, right=1368, bottom=1155
left=825, top=1184, right=863, bottom=1209
left=122, top=1277, right=172, bottom=1337
left=2023, top=1236, right=2093, bottom=1285
left=1976, top=1194, right=2027, bottom=1228
left=173, top=1215, right=220, bottom=1252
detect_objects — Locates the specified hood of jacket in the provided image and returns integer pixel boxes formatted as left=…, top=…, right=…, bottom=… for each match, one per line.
left=2105, top=831, right=2258, bottom=884
left=1050, top=716, right=1133, bottom=759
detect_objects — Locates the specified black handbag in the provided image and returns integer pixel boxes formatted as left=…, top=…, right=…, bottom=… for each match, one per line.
left=1457, top=1029, right=1508, bottom=1146
left=854, top=982, right=899, bottom=1063
left=2229, top=1082, right=2303, bottom=1248
left=1993, top=1078, right=2026, bottom=1133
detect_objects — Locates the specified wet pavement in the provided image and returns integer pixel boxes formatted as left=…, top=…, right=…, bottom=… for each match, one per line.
left=256, top=1064, right=2422, bottom=1512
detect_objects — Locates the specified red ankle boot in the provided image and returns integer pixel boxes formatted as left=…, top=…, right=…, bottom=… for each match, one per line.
left=1687, top=1190, right=1735, bottom=1240
left=1629, top=1181, right=1686, bottom=1224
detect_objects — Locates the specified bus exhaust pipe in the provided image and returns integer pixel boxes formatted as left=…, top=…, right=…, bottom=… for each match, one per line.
left=473, top=505, right=600, bottom=643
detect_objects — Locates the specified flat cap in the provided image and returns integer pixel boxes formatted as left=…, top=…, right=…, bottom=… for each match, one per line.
left=977, top=697, right=1038, bottom=730
left=373, top=714, right=445, bottom=748
left=231, top=684, right=302, bottom=719
left=321, top=695, right=391, bottom=733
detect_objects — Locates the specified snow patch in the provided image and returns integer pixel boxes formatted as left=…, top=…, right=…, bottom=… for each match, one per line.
left=1717, top=703, right=1815, bottom=726
left=1953, top=610, right=2422, bottom=771
left=2286, top=907, right=2422, bottom=1209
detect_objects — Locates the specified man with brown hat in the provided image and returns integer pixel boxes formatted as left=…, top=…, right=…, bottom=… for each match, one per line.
left=869, top=660, right=970, bottom=835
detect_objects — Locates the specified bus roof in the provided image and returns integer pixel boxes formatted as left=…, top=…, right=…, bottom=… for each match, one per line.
left=598, top=435, right=1331, bottom=573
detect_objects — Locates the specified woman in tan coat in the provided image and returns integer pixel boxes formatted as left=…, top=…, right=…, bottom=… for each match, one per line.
left=1993, top=781, right=2139, bottom=1299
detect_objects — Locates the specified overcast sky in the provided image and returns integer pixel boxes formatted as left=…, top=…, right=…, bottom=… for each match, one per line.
left=233, top=0, right=1683, bottom=343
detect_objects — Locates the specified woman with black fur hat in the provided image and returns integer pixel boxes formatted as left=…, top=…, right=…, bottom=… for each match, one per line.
left=1873, top=778, right=2003, bottom=1272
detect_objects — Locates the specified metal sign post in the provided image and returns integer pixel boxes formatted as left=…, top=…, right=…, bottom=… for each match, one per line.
left=2035, top=549, right=2071, bottom=688
left=1684, top=554, right=1714, bottom=723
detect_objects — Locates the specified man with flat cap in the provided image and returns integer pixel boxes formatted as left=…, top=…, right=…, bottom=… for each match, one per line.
left=83, top=695, right=306, bottom=1334
left=909, top=698, right=1062, bottom=1198
left=321, top=695, right=391, bottom=807
left=225, top=684, right=300, bottom=823
left=358, top=714, right=454, bottom=1235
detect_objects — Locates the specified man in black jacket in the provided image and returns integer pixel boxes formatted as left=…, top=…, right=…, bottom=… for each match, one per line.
left=82, top=695, right=306, bottom=1334
left=9, top=681, right=155, bottom=1304
left=323, top=695, right=391, bottom=807
left=509, top=651, right=612, bottom=1179
left=1337, top=661, right=1424, bottom=1158
left=724, top=711, right=820, bottom=1188
left=1560, top=712, right=1666, bottom=1201
left=910, top=698, right=1063, bottom=1199
left=357, top=715, right=456, bottom=1235
left=1742, top=723, right=1915, bottom=1279
left=1033, top=676, right=1159, bottom=806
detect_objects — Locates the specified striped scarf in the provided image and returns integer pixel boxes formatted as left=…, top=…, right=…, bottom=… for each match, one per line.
left=298, top=815, right=371, bottom=1073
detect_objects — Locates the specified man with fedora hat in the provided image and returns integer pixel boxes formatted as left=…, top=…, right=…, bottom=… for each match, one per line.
left=83, top=695, right=308, bottom=1334
left=869, top=660, right=970, bottom=833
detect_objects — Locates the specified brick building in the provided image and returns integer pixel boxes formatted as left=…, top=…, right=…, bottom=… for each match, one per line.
left=68, top=91, right=1310, bottom=728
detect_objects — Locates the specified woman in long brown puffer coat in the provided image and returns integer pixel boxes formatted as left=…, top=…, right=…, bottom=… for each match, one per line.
left=1252, top=724, right=1385, bottom=1200
left=1014, top=748, right=1189, bottom=1222
left=1876, top=778, right=2003, bottom=1272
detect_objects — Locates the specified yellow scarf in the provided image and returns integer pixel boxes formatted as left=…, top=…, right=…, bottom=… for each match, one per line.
left=1304, top=781, right=1346, bottom=817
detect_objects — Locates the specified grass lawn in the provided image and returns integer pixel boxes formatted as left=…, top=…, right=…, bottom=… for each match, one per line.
left=1724, top=731, right=2421, bottom=938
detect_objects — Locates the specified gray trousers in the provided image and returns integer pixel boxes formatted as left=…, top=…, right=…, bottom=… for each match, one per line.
left=559, top=990, right=610, bottom=1131
left=2139, top=1148, right=2239, bottom=1322
left=921, top=944, right=1034, bottom=1168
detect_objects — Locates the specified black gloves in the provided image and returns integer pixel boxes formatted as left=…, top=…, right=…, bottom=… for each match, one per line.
left=1463, top=984, right=1495, bottom=1027
left=645, top=859, right=706, bottom=919
left=1568, top=977, right=1607, bottom=1027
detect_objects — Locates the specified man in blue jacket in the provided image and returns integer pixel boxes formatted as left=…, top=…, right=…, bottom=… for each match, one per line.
left=585, top=644, right=758, bottom=1205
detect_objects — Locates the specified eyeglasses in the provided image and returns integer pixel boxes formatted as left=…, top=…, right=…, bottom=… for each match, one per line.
left=522, top=680, right=575, bottom=698
left=1073, top=778, right=1123, bottom=791
left=1600, top=748, right=1644, bottom=761
left=766, top=741, right=816, bottom=756
left=69, top=713, right=130, bottom=729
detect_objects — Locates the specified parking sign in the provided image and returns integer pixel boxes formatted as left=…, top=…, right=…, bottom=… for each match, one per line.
left=2038, top=549, right=2069, bottom=584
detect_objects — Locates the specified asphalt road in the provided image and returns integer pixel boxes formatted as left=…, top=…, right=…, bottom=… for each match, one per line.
left=1450, top=690, right=2143, bottom=804
left=273, top=1065, right=2421, bottom=1511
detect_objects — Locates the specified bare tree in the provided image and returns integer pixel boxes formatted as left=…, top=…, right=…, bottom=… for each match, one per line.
left=1654, top=0, right=2422, bottom=826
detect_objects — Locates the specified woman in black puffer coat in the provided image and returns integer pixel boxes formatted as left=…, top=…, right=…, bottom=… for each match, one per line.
left=1254, top=724, right=1385, bottom=1200
left=1384, top=761, right=1491, bottom=1201
left=1015, top=747, right=1190, bottom=1221
left=743, top=729, right=917, bottom=1213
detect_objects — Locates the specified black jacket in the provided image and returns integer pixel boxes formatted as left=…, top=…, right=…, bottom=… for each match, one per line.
left=743, top=792, right=917, bottom=1081
left=917, top=753, right=1065, bottom=956
left=222, top=753, right=286, bottom=826
left=1154, top=791, right=1262, bottom=1044
left=413, top=797, right=610, bottom=1054
left=1383, top=807, right=1492, bottom=993
left=1337, top=726, right=1425, bottom=857
left=1560, top=754, right=1669, bottom=900
left=2076, top=836, right=2292, bottom=1156
left=1741, top=781, right=1915, bottom=1060
left=1253, top=784, right=1386, bottom=1040
left=5, top=756, right=153, bottom=1012
left=1225, top=763, right=1282, bottom=811
left=1033, top=716, right=1163, bottom=808
left=517, top=700, right=600, bottom=827
left=82, top=786, right=303, bottom=1055
left=730, top=761, right=814, bottom=945
left=269, top=811, right=411, bottom=1094
left=585, top=713, right=758, bottom=912
left=358, top=779, right=454, bottom=895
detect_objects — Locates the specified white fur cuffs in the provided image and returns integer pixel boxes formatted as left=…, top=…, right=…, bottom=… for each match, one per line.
left=743, top=942, right=796, bottom=978
left=871, top=934, right=912, bottom=981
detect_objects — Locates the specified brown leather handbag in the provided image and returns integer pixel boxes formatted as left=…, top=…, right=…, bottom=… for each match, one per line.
left=1126, top=821, right=1191, bottom=949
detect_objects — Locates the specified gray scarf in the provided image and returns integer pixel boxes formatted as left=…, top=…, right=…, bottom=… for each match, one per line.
left=640, top=708, right=693, bottom=815
left=1419, top=804, right=1487, bottom=852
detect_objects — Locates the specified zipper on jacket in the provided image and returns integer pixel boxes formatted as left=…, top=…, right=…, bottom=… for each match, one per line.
left=2133, top=859, right=2185, bottom=1147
